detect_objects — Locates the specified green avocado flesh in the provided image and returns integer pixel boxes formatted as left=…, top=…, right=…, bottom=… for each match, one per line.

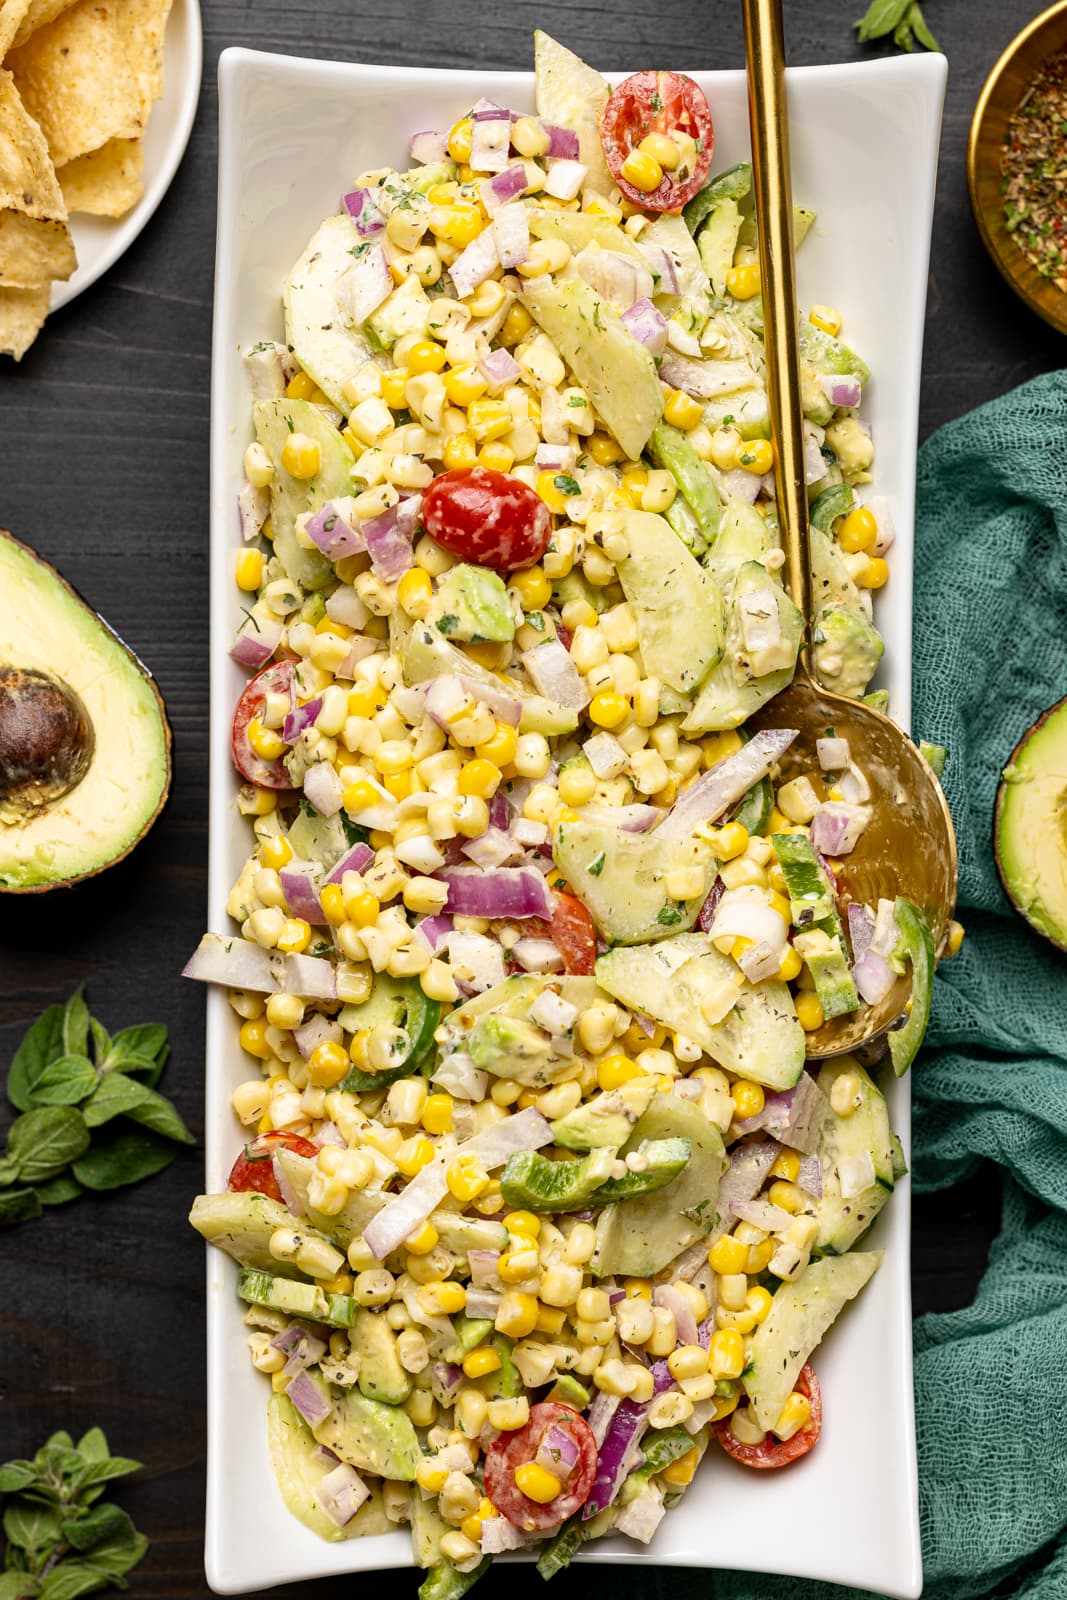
left=0, top=532, right=171, bottom=891
left=996, top=696, right=1067, bottom=951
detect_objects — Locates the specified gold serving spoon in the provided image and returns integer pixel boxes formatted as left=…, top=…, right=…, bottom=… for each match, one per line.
left=741, top=0, right=958, bottom=1057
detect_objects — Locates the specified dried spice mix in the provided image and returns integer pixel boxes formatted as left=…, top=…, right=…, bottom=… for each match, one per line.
left=1002, top=44, right=1067, bottom=292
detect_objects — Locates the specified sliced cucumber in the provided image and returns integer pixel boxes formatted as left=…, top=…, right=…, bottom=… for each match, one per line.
left=772, top=832, right=858, bottom=1020
left=338, top=975, right=441, bottom=1090
left=554, top=816, right=712, bottom=945
left=253, top=397, right=355, bottom=590
left=191, top=1190, right=316, bottom=1276
left=418, top=1559, right=492, bottom=1600
left=742, top=1251, right=883, bottom=1429
left=589, top=1136, right=691, bottom=1202
left=807, top=1057, right=894, bottom=1255
left=500, top=1146, right=618, bottom=1212
left=284, top=215, right=375, bottom=414
left=682, top=562, right=802, bottom=734
left=272, top=1149, right=386, bottom=1249
left=887, top=898, right=935, bottom=1076
left=238, top=1267, right=355, bottom=1327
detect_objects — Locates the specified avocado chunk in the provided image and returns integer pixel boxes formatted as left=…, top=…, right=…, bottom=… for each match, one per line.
left=592, top=1097, right=724, bottom=1277
left=995, top=695, right=1067, bottom=953
left=238, top=1267, right=356, bottom=1328
left=554, top=815, right=713, bottom=945
left=499, top=1145, right=618, bottom=1212
left=266, top=1394, right=392, bottom=1541
left=0, top=533, right=171, bottom=892
left=807, top=1056, right=894, bottom=1255
left=445, top=1315, right=495, bottom=1362
left=550, top=1078, right=658, bottom=1149
left=682, top=562, right=802, bottom=734
left=482, top=1332, right=524, bottom=1399
left=588, top=1136, right=691, bottom=1202
left=433, top=564, right=514, bottom=644
left=350, top=1308, right=411, bottom=1404
left=284, top=215, right=374, bottom=415
left=742, top=1251, right=883, bottom=1430
left=546, top=1373, right=591, bottom=1410
left=919, top=741, right=947, bottom=780
left=316, top=1386, right=422, bottom=1481
left=772, top=831, right=859, bottom=1020
left=468, top=1012, right=567, bottom=1089
left=814, top=603, right=884, bottom=700
left=253, top=398, right=355, bottom=591
left=886, top=898, right=935, bottom=1077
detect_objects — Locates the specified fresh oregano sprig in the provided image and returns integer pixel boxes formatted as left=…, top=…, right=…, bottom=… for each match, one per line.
left=0, top=988, right=194, bottom=1224
left=0, top=1428, right=147, bottom=1599
left=854, top=0, right=940, bottom=52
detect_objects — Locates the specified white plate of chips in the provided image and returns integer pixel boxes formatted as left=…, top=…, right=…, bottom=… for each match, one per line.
left=0, top=0, right=202, bottom=358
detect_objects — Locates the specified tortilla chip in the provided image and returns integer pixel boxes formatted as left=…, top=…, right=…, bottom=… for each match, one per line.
left=0, top=68, right=66, bottom=218
left=113, top=0, right=171, bottom=117
left=0, top=206, right=75, bottom=284
left=0, top=0, right=33, bottom=55
left=58, top=134, right=142, bottom=216
left=8, top=0, right=79, bottom=49
left=7, top=1, right=143, bottom=167
left=0, top=281, right=48, bottom=358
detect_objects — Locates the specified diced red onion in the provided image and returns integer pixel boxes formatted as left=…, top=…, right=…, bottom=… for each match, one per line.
left=636, top=241, right=680, bottom=295
left=445, top=930, right=506, bottom=994
left=432, top=1052, right=488, bottom=1101
left=481, top=1518, right=540, bottom=1554
left=464, top=1286, right=503, bottom=1320
left=470, top=117, right=511, bottom=172
left=303, top=501, right=366, bottom=561
left=536, top=1424, right=580, bottom=1480
left=282, top=695, right=323, bottom=744
left=433, top=1362, right=463, bottom=1403
left=544, top=159, right=587, bottom=201
left=732, top=1197, right=794, bottom=1233
left=737, top=938, right=783, bottom=983
left=737, top=588, right=782, bottom=655
left=472, top=97, right=517, bottom=121
left=656, top=729, right=798, bottom=841
left=820, top=373, right=862, bottom=409
left=271, top=1154, right=304, bottom=1216
left=460, top=674, right=522, bottom=726
left=318, top=1462, right=370, bottom=1528
left=653, top=1284, right=698, bottom=1347
left=709, top=886, right=788, bottom=952
left=587, top=1391, right=621, bottom=1446
left=620, top=298, right=668, bottom=357
left=238, top=479, right=269, bottom=542
left=511, top=937, right=564, bottom=973
left=583, top=731, right=628, bottom=780
left=395, top=493, right=422, bottom=537
left=279, top=863, right=326, bottom=924
left=839, top=763, right=872, bottom=804
left=584, top=1398, right=650, bottom=1519
left=479, top=347, right=522, bottom=394
left=732, top=1075, right=826, bottom=1154
left=468, top=1250, right=501, bottom=1287
left=272, top=1321, right=322, bottom=1355
left=797, top=1152, right=824, bottom=1198
left=482, top=166, right=527, bottom=209
left=294, top=1013, right=343, bottom=1060
left=282, top=1329, right=327, bottom=1376
left=303, top=761, right=344, bottom=818
left=336, top=636, right=378, bottom=680
left=539, top=386, right=568, bottom=445
left=864, top=494, right=895, bottom=555
left=615, top=1490, right=667, bottom=1544
left=494, top=204, right=530, bottom=269
left=182, top=934, right=337, bottom=1000
left=243, top=340, right=296, bottom=400
left=449, top=226, right=501, bottom=298
left=809, top=801, right=869, bottom=857
left=697, top=878, right=724, bottom=933
left=324, top=841, right=374, bottom=885
left=657, top=351, right=721, bottom=398
left=847, top=901, right=876, bottom=962
left=853, top=947, right=896, bottom=1005
left=325, top=585, right=368, bottom=631
left=408, top=130, right=449, bottom=164
left=535, top=441, right=578, bottom=473
left=286, top=1371, right=331, bottom=1429
left=414, top=913, right=453, bottom=954
left=839, top=1149, right=876, bottom=1199
left=462, top=828, right=521, bottom=869
left=489, top=790, right=510, bottom=831
left=362, top=504, right=414, bottom=582
left=542, top=122, right=580, bottom=159
left=343, top=188, right=385, bottom=238
left=313, top=1120, right=346, bottom=1150
left=440, top=865, right=553, bottom=920
left=230, top=613, right=283, bottom=670
left=522, top=638, right=589, bottom=710
left=718, top=466, right=761, bottom=505
left=714, top=1140, right=781, bottom=1234
left=578, top=802, right=660, bottom=834
left=342, top=242, right=392, bottom=326
left=817, top=736, right=851, bottom=771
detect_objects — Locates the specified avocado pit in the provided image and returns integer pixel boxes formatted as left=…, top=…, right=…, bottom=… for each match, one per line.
left=0, top=666, right=95, bottom=823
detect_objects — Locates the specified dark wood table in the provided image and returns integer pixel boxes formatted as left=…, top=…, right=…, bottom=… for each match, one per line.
left=0, top=2, right=1055, bottom=1593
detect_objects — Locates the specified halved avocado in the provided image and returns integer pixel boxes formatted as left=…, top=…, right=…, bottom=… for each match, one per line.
left=0, top=531, right=172, bottom=892
left=995, top=695, right=1067, bottom=950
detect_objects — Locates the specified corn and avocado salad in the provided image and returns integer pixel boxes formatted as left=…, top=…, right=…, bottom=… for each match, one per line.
left=185, top=30, right=947, bottom=1595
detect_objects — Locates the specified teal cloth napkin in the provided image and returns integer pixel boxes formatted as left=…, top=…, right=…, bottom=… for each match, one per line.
left=508, top=372, right=1067, bottom=1600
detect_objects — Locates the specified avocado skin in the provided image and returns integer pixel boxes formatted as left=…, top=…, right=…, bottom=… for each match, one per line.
left=995, top=694, right=1067, bottom=952
left=0, top=530, right=172, bottom=893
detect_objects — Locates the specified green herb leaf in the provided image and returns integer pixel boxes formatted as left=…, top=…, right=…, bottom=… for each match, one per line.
left=37, top=1568, right=108, bottom=1600
left=72, top=1458, right=140, bottom=1490
left=6, top=1005, right=65, bottom=1112
left=0, top=1155, right=21, bottom=1186
left=71, top=1126, right=178, bottom=1191
left=586, top=851, right=605, bottom=878
left=3, top=1502, right=61, bottom=1558
left=61, top=1504, right=134, bottom=1554
left=29, top=1058, right=97, bottom=1108
left=0, top=1189, right=43, bottom=1225
left=907, top=1, right=940, bottom=50
left=853, top=0, right=909, bottom=40
left=73, top=1431, right=109, bottom=1466
left=88, top=1020, right=111, bottom=1067
left=8, top=1109, right=90, bottom=1184
left=0, top=1575, right=41, bottom=1600
left=893, top=14, right=914, bottom=48
left=61, top=990, right=89, bottom=1061
left=82, top=1078, right=192, bottom=1144
left=33, top=1174, right=83, bottom=1208
left=0, top=1463, right=37, bottom=1493
left=553, top=474, right=580, bottom=496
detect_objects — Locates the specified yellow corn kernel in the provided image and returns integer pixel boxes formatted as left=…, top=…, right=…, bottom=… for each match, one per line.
left=467, top=397, right=513, bottom=442
left=396, top=1136, right=436, bottom=1178
left=637, top=131, right=682, bottom=170
left=623, top=1277, right=653, bottom=1302
left=597, top=1054, right=641, bottom=1092
left=662, top=389, right=704, bottom=431
left=460, top=1514, right=484, bottom=1543
left=383, top=769, right=413, bottom=801
left=285, top=370, right=318, bottom=401
left=462, top=1345, right=502, bottom=1379
left=405, top=1221, right=439, bottom=1256
left=746, top=1285, right=773, bottom=1324
left=239, top=1017, right=271, bottom=1060
left=509, top=565, right=551, bottom=611
left=588, top=692, right=630, bottom=730
left=778, top=944, right=802, bottom=981
left=380, top=369, right=408, bottom=409
left=708, top=1234, right=748, bottom=1275
left=706, top=821, right=750, bottom=862
left=394, top=565, right=433, bottom=623
left=708, top=1328, right=745, bottom=1380
left=443, top=431, right=478, bottom=471
left=946, top=920, right=965, bottom=957
left=768, top=1180, right=804, bottom=1215
left=535, top=470, right=569, bottom=515
left=443, top=364, right=488, bottom=405
left=494, top=1292, right=539, bottom=1339
left=416, top=1460, right=449, bottom=1494
left=711, top=1390, right=740, bottom=1422
left=769, top=1148, right=801, bottom=1183
left=419, top=1280, right=467, bottom=1316
left=499, top=303, right=534, bottom=347
left=458, top=758, right=502, bottom=799
left=447, top=1154, right=490, bottom=1202
left=858, top=557, right=889, bottom=590
left=276, top=918, right=311, bottom=954
left=773, top=1390, right=813, bottom=1442
left=535, top=1304, right=566, bottom=1335
left=838, top=506, right=878, bottom=553
left=476, top=724, right=518, bottom=769
left=732, top=1079, right=765, bottom=1120
left=726, top=263, right=762, bottom=300
left=583, top=433, right=622, bottom=467
left=745, top=1239, right=775, bottom=1273
left=346, top=890, right=380, bottom=928
left=619, top=148, right=663, bottom=193
left=447, top=116, right=474, bottom=163
left=430, top=205, right=483, bottom=248
left=247, top=718, right=285, bottom=761
left=280, top=433, right=321, bottom=479
left=809, top=304, right=842, bottom=336
left=343, top=780, right=380, bottom=815
left=498, top=1249, right=539, bottom=1284
left=235, top=548, right=265, bottom=592
left=465, top=277, right=508, bottom=317
left=503, top=1211, right=541, bottom=1240
left=307, top=1039, right=351, bottom=1088
left=407, top=339, right=447, bottom=375
left=661, top=1445, right=699, bottom=1486
left=667, top=1344, right=709, bottom=1382
left=735, top=437, right=773, bottom=475
left=259, top=834, right=293, bottom=871
left=795, top=992, right=825, bottom=1032
left=478, top=441, right=515, bottom=473
left=514, top=1463, right=563, bottom=1504
left=421, top=1094, right=454, bottom=1136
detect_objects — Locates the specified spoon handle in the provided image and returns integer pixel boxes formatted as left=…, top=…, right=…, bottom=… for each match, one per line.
left=741, top=0, right=813, bottom=648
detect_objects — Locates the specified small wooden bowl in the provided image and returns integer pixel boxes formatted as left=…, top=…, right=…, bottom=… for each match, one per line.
left=968, top=0, right=1067, bottom=335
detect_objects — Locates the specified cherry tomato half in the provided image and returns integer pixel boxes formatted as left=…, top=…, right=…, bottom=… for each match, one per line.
left=550, top=892, right=597, bottom=976
left=420, top=466, right=552, bottom=572
left=713, top=1363, right=823, bottom=1469
left=601, top=71, right=714, bottom=212
left=484, top=1403, right=598, bottom=1531
left=227, top=1130, right=319, bottom=1201
left=231, top=660, right=296, bottom=789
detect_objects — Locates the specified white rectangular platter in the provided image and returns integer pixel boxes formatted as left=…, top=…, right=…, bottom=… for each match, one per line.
left=206, top=43, right=946, bottom=1598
